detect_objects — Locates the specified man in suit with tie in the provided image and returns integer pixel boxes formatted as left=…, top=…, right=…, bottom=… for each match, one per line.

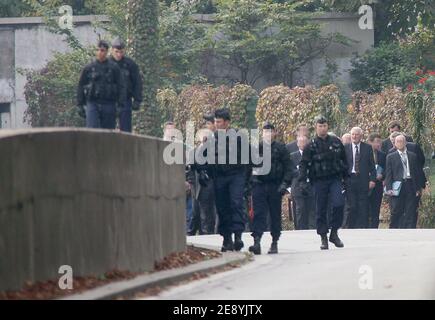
left=290, top=135, right=316, bottom=230
left=367, top=133, right=387, bottom=228
left=345, top=127, right=377, bottom=229
left=385, top=135, right=426, bottom=228
left=381, top=121, right=413, bottom=153
left=387, top=131, right=425, bottom=171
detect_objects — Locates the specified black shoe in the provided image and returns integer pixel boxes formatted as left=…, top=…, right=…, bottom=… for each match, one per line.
left=221, top=236, right=234, bottom=252
left=234, top=233, right=244, bottom=251
left=268, top=241, right=278, bottom=254
left=329, top=230, right=344, bottom=248
left=320, top=234, right=329, bottom=250
left=248, top=236, right=261, bottom=255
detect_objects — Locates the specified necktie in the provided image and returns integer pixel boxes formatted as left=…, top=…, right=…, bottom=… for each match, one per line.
left=373, top=149, right=378, bottom=165
left=355, top=145, right=360, bottom=174
left=400, top=153, right=409, bottom=178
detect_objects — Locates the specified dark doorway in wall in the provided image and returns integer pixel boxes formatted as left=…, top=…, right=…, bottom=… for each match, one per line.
left=0, top=103, right=11, bottom=129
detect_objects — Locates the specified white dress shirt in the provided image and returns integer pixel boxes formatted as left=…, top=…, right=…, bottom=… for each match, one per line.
left=352, top=142, right=361, bottom=174
left=398, top=149, right=411, bottom=179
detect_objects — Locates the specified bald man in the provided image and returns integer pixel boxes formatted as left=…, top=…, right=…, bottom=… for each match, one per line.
left=344, top=127, right=377, bottom=229
left=385, top=135, right=426, bottom=228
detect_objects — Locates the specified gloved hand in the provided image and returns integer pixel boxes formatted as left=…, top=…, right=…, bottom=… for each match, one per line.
left=77, top=105, right=86, bottom=119
left=198, top=170, right=210, bottom=187
left=277, top=183, right=288, bottom=196
left=132, top=101, right=141, bottom=111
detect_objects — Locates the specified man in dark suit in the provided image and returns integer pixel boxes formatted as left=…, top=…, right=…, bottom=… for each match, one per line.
left=290, top=135, right=316, bottom=230
left=286, top=123, right=310, bottom=228
left=387, top=131, right=427, bottom=224
left=385, top=134, right=426, bottom=228
left=367, top=133, right=387, bottom=228
left=381, top=121, right=413, bottom=153
left=345, top=127, right=377, bottom=229
left=286, top=123, right=309, bottom=154
left=387, top=131, right=425, bottom=170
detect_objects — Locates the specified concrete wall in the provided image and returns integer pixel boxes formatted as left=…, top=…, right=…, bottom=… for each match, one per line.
left=0, top=129, right=186, bottom=291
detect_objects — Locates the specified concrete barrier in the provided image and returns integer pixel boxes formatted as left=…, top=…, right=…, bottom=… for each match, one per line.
left=0, top=128, right=186, bottom=291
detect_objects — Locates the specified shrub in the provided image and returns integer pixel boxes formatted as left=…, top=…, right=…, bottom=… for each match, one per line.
left=255, top=84, right=342, bottom=142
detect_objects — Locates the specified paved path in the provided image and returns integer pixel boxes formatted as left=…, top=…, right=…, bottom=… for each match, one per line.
left=141, top=229, right=435, bottom=300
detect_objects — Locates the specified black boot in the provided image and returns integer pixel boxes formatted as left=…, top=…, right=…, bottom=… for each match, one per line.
left=329, top=229, right=344, bottom=248
left=248, top=236, right=261, bottom=255
left=268, top=241, right=278, bottom=254
left=234, top=233, right=244, bottom=251
left=221, top=235, right=234, bottom=252
left=320, top=234, right=329, bottom=250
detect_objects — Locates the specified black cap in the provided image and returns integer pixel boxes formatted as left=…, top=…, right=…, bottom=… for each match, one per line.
left=111, top=37, right=125, bottom=49
left=262, top=121, right=275, bottom=130
left=203, top=113, right=215, bottom=122
left=97, top=40, right=109, bottom=50
left=314, top=115, right=328, bottom=124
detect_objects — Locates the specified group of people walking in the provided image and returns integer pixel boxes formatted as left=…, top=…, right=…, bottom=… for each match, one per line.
left=178, top=112, right=428, bottom=254
left=76, top=40, right=428, bottom=255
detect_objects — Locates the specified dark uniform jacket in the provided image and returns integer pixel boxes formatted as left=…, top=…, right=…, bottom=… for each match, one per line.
left=77, top=59, right=126, bottom=106
left=251, top=140, right=294, bottom=186
left=109, top=56, right=143, bottom=104
left=290, top=150, right=313, bottom=197
left=299, top=134, right=348, bottom=183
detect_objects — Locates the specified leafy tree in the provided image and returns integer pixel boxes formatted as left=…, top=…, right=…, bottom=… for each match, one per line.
left=350, top=25, right=435, bottom=93
left=349, top=42, right=418, bottom=93
left=323, top=0, right=435, bottom=44
left=159, top=1, right=208, bottom=90
left=208, top=0, right=348, bottom=87
left=23, top=49, right=92, bottom=127
left=0, top=0, right=32, bottom=17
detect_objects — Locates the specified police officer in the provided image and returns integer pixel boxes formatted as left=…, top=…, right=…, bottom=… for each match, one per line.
left=299, top=116, right=348, bottom=250
left=249, top=122, right=293, bottom=255
left=77, top=40, right=126, bottom=129
left=194, top=108, right=250, bottom=252
left=110, top=38, right=143, bottom=132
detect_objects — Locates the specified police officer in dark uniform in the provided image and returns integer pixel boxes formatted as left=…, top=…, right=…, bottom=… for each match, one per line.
left=248, top=122, right=293, bottom=255
left=299, top=116, right=348, bottom=250
left=77, top=40, right=126, bottom=129
left=110, top=38, right=143, bottom=132
left=194, top=108, right=250, bottom=252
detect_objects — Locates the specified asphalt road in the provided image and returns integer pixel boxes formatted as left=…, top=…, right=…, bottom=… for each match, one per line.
left=141, top=229, right=435, bottom=300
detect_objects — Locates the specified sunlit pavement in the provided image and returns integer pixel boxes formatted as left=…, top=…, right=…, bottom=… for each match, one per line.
left=140, top=229, right=435, bottom=300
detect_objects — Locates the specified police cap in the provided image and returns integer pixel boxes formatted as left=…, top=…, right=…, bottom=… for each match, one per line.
left=262, top=121, right=275, bottom=130
left=111, top=37, right=126, bottom=50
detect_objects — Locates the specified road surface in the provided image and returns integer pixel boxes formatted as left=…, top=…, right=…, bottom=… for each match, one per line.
left=140, top=229, right=435, bottom=300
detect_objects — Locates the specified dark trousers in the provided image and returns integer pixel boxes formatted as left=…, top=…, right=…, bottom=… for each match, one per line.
left=294, top=195, right=315, bottom=230
left=119, top=99, right=132, bottom=132
left=251, top=182, right=282, bottom=240
left=190, top=181, right=217, bottom=234
left=214, top=172, right=247, bottom=236
left=390, top=179, right=418, bottom=229
left=347, top=174, right=369, bottom=229
left=186, top=196, right=193, bottom=234
left=313, top=178, right=345, bottom=235
left=368, top=181, right=383, bottom=228
left=86, top=101, right=116, bottom=129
